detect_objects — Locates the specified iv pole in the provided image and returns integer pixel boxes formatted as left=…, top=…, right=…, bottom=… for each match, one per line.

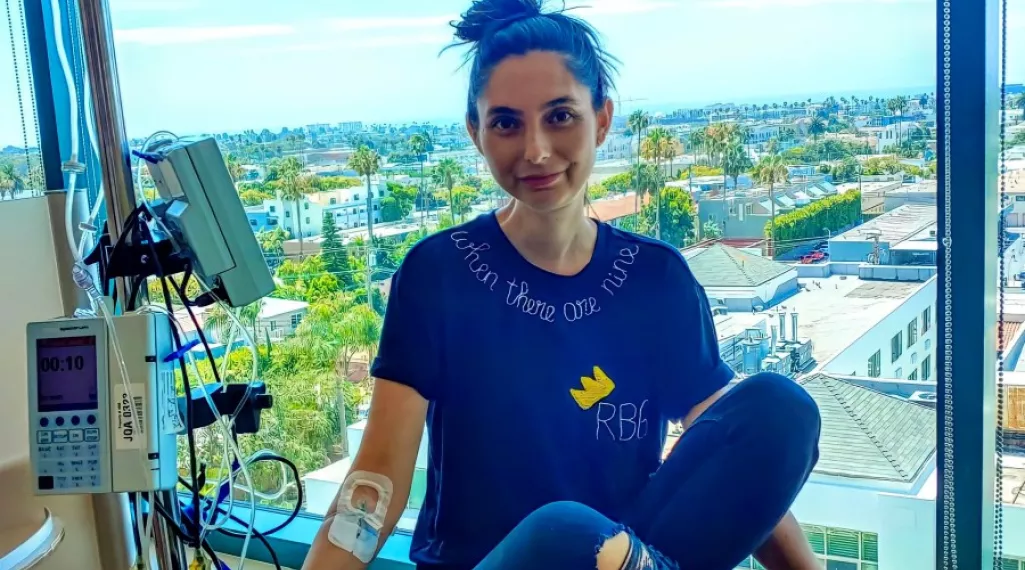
left=71, top=0, right=186, bottom=568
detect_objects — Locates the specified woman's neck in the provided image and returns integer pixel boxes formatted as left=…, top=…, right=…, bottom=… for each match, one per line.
left=496, top=200, right=597, bottom=276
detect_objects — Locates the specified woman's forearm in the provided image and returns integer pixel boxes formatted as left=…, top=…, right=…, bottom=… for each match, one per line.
left=754, top=511, right=821, bottom=570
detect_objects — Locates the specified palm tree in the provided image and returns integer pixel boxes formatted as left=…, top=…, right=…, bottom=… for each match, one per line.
left=642, top=128, right=677, bottom=240
left=887, top=96, right=909, bottom=146
left=722, top=141, right=752, bottom=200
left=688, top=129, right=707, bottom=166
left=754, top=154, right=790, bottom=258
left=808, top=117, right=827, bottom=143
left=628, top=110, right=651, bottom=214
left=432, top=158, right=463, bottom=223
left=277, top=156, right=310, bottom=258
left=204, top=300, right=263, bottom=353
left=0, top=162, right=18, bottom=200
left=409, top=132, right=432, bottom=226
left=348, top=146, right=382, bottom=305
left=224, top=153, right=246, bottom=186
left=347, top=146, right=381, bottom=243
left=631, top=163, right=664, bottom=237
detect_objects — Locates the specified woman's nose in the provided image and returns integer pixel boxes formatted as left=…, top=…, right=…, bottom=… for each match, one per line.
left=523, top=126, right=552, bottom=164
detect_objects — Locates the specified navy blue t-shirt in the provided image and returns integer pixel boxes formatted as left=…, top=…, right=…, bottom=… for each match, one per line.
left=370, top=212, right=734, bottom=570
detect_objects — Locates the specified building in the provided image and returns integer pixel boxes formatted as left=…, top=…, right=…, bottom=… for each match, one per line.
left=819, top=278, right=937, bottom=382
left=684, top=244, right=799, bottom=311
left=172, top=297, right=310, bottom=352
left=337, top=121, right=363, bottom=134
left=828, top=204, right=935, bottom=265
left=882, top=180, right=937, bottom=212
left=596, top=133, right=634, bottom=161
left=697, top=180, right=839, bottom=240
left=875, top=121, right=920, bottom=153
left=245, top=181, right=392, bottom=237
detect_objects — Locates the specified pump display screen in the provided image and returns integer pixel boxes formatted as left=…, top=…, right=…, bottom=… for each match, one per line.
left=36, top=336, right=99, bottom=412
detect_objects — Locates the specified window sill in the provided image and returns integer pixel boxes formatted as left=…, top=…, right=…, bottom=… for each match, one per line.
left=205, top=506, right=415, bottom=570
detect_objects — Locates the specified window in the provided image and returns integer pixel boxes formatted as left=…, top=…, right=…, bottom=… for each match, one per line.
left=290, top=313, right=303, bottom=328
left=907, top=319, right=918, bottom=347
left=101, top=0, right=943, bottom=565
left=0, top=0, right=44, bottom=202
left=867, top=351, right=881, bottom=378
left=891, top=332, right=903, bottom=362
left=269, top=205, right=276, bottom=213
left=908, top=369, right=918, bottom=382
left=922, top=356, right=931, bottom=381
left=737, top=526, right=877, bottom=570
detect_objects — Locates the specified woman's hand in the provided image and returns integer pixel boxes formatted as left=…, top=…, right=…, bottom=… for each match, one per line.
left=753, top=511, right=822, bottom=570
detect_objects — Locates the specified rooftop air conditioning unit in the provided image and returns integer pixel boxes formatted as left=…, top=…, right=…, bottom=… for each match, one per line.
left=909, top=391, right=938, bottom=407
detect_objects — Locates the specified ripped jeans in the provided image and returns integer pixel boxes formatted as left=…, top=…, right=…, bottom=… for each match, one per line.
left=472, top=373, right=822, bottom=570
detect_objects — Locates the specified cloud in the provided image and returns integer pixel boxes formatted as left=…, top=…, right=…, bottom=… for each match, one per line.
left=705, top=0, right=926, bottom=7
left=264, top=33, right=452, bottom=54
left=109, top=0, right=197, bottom=12
left=566, top=0, right=677, bottom=15
left=325, top=16, right=454, bottom=32
left=113, top=24, right=294, bottom=45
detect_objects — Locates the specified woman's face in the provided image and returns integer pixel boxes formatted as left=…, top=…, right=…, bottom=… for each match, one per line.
left=469, top=51, right=613, bottom=214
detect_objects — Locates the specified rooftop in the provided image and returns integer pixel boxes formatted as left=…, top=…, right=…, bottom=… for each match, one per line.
left=785, top=276, right=923, bottom=365
left=588, top=194, right=638, bottom=222
left=684, top=244, right=795, bottom=287
left=831, top=204, right=935, bottom=245
left=801, top=373, right=935, bottom=483
left=884, top=180, right=937, bottom=196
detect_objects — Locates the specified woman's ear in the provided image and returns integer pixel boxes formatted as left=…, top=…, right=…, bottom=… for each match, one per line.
left=596, top=98, right=614, bottom=147
left=466, top=115, right=483, bottom=154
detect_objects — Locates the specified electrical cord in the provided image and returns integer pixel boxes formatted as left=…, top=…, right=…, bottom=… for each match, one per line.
left=177, top=479, right=284, bottom=570
left=176, top=449, right=301, bottom=537
left=150, top=496, right=223, bottom=569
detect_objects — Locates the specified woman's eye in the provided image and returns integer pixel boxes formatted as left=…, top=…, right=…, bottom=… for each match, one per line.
left=549, top=110, right=576, bottom=125
left=491, top=117, right=519, bottom=131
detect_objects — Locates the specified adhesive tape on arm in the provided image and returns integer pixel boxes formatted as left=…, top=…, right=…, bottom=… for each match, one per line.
left=328, top=471, right=394, bottom=564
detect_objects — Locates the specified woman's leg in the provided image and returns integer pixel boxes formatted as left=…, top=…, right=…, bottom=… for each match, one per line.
left=620, top=372, right=821, bottom=570
left=472, top=501, right=675, bottom=570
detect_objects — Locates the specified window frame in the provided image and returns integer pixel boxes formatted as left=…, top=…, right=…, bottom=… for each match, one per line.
left=891, top=331, right=903, bottom=363
left=25, top=0, right=1000, bottom=567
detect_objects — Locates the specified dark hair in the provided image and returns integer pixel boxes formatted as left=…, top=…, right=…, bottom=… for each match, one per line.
left=446, top=0, right=619, bottom=127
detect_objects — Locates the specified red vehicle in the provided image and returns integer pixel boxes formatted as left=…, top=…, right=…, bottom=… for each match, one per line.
left=800, top=251, right=826, bottom=264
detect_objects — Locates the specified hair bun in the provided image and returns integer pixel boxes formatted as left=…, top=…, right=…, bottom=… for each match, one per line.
left=452, top=0, right=545, bottom=43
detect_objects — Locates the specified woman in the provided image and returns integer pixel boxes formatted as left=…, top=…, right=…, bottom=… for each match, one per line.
left=303, top=1, right=821, bottom=569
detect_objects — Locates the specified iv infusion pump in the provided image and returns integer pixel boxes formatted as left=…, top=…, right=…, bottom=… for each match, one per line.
left=27, top=312, right=180, bottom=495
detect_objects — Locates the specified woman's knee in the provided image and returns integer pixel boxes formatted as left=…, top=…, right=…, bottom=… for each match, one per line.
left=734, top=373, right=821, bottom=446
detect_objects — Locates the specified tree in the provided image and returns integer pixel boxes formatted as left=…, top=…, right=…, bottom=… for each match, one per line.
left=702, top=219, right=723, bottom=240
left=887, top=96, right=909, bottom=146
left=239, top=188, right=274, bottom=206
left=603, top=172, right=633, bottom=193
left=642, top=127, right=678, bottom=239
left=450, top=185, right=478, bottom=222
left=862, top=155, right=903, bottom=176
left=205, top=300, right=263, bottom=347
left=722, top=141, right=752, bottom=197
left=347, top=146, right=381, bottom=306
left=765, top=191, right=861, bottom=257
left=587, top=183, right=610, bottom=201
left=409, top=132, right=432, bottom=226
left=754, top=155, right=790, bottom=257
left=831, top=157, right=860, bottom=183
left=347, top=146, right=381, bottom=243
left=277, top=156, right=312, bottom=259
left=432, top=158, right=463, bottom=223
left=321, top=211, right=356, bottom=290
left=807, top=117, right=827, bottom=143
left=224, top=153, right=246, bottom=184
left=628, top=110, right=651, bottom=214
left=639, top=186, right=695, bottom=247
left=380, top=183, right=417, bottom=222
left=257, top=227, right=288, bottom=269
left=688, top=128, right=707, bottom=165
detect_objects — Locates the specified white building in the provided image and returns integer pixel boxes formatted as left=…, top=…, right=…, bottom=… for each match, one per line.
left=875, top=122, right=920, bottom=153
left=597, top=133, right=634, bottom=161
left=245, top=181, right=391, bottom=238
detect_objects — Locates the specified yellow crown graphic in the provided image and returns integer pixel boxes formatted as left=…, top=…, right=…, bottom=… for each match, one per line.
left=570, top=366, right=616, bottom=410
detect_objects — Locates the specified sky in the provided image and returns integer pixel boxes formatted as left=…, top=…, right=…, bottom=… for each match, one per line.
left=2, top=0, right=1024, bottom=146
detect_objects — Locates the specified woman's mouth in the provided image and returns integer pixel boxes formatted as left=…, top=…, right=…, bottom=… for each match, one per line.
left=520, top=171, right=564, bottom=190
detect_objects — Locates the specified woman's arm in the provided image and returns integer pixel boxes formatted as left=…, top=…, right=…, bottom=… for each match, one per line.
left=754, top=512, right=821, bottom=570
left=301, top=379, right=428, bottom=570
